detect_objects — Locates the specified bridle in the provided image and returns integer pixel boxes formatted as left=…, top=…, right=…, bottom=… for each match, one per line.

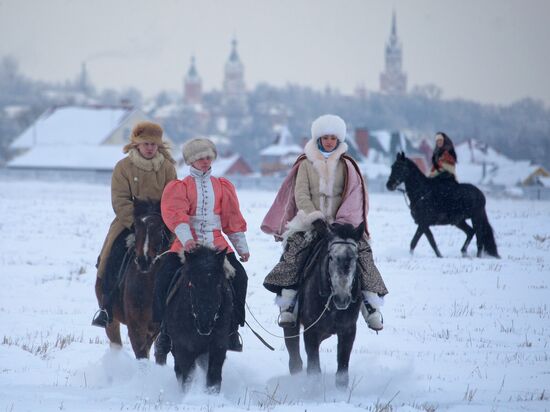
left=133, top=212, right=171, bottom=269
left=327, top=238, right=360, bottom=303
left=187, top=278, right=223, bottom=336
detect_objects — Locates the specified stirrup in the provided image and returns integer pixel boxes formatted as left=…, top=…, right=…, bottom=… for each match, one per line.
left=91, top=308, right=110, bottom=328
left=278, top=310, right=297, bottom=328
left=228, top=331, right=243, bottom=352
left=361, top=303, right=383, bottom=332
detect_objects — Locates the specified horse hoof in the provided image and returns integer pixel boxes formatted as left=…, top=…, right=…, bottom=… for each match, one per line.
left=206, top=384, right=221, bottom=394
left=335, top=373, right=348, bottom=390
left=289, top=362, right=303, bottom=375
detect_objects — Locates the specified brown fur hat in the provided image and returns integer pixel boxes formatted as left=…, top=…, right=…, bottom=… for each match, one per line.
left=182, top=138, right=217, bottom=165
left=123, top=121, right=175, bottom=164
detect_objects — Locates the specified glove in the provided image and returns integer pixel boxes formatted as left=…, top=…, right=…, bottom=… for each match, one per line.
left=312, top=219, right=328, bottom=237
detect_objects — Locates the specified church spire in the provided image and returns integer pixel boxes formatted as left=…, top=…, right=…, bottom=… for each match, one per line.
left=184, top=55, right=202, bottom=105
left=380, top=11, right=407, bottom=94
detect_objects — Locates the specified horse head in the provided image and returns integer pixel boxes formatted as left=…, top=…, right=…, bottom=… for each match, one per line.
left=133, top=198, right=169, bottom=273
left=327, top=222, right=364, bottom=310
left=183, top=246, right=227, bottom=336
left=386, top=151, right=410, bottom=191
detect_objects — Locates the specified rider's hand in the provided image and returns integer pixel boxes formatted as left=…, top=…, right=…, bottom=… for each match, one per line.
left=183, top=239, right=197, bottom=251
left=239, top=253, right=250, bottom=262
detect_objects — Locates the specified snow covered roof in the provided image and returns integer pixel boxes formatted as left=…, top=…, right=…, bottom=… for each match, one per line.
left=260, top=125, right=303, bottom=156
left=455, top=139, right=513, bottom=166
left=10, top=106, right=132, bottom=149
left=7, top=146, right=126, bottom=171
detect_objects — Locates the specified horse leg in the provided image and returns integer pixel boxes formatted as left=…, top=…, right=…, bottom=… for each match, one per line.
left=335, top=327, right=357, bottom=389
left=105, top=319, right=122, bottom=348
left=303, top=331, right=322, bottom=375
left=206, top=347, right=227, bottom=393
left=283, top=325, right=303, bottom=374
left=409, top=226, right=424, bottom=255
left=174, top=350, right=196, bottom=392
left=127, top=323, right=149, bottom=359
left=456, top=220, right=475, bottom=257
left=423, top=226, right=443, bottom=258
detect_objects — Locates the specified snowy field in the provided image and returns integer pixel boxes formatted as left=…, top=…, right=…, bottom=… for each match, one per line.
left=1, top=179, right=549, bottom=412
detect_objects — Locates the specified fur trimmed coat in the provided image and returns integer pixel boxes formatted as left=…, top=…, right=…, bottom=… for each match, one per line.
left=96, top=149, right=177, bottom=278
left=262, top=139, right=388, bottom=296
left=261, top=139, right=369, bottom=239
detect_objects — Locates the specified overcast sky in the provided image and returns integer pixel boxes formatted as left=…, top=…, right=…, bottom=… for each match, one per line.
left=1, top=0, right=549, bottom=106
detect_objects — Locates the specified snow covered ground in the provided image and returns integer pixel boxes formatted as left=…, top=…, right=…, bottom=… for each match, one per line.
left=1, top=179, right=549, bottom=411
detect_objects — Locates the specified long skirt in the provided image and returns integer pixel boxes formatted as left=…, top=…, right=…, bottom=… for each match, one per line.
left=263, top=231, right=388, bottom=296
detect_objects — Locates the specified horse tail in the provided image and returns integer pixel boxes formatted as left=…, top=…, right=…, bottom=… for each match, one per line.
left=478, top=208, right=500, bottom=258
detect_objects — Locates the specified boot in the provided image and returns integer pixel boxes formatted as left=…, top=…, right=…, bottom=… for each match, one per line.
left=361, top=291, right=383, bottom=332
left=228, top=329, right=243, bottom=352
left=91, top=293, right=112, bottom=328
left=277, top=288, right=298, bottom=328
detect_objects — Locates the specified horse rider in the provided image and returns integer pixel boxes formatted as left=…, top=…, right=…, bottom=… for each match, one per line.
left=91, top=121, right=177, bottom=328
left=430, top=132, right=457, bottom=179
left=152, top=138, right=249, bottom=354
left=261, top=114, right=388, bottom=331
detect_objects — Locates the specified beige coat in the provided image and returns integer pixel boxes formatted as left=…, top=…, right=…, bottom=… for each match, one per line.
left=294, top=138, right=348, bottom=223
left=96, top=149, right=177, bottom=278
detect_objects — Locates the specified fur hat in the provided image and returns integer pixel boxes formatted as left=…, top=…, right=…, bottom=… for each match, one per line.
left=129, top=121, right=163, bottom=146
left=182, top=138, right=217, bottom=165
left=122, top=121, right=176, bottom=164
left=311, top=114, right=347, bottom=142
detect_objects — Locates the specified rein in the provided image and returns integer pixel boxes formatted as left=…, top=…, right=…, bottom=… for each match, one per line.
left=244, top=294, right=334, bottom=340
left=187, top=280, right=223, bottom=336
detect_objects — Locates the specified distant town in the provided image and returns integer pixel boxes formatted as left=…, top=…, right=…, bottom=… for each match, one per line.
left=1, top=13, right=549, bottom=197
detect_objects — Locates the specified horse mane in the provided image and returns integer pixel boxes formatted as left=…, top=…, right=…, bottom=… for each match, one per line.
left=133, top=198, right=161, bottom=219
left=331, top=223, right=359, bottom=240
left=180, top=246, right=234, bottom=279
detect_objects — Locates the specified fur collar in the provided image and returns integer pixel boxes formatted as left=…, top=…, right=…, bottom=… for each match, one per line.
left=128, top=148, right=165, bottom=172
left=302, top=138, right=348, bottom=221
left=304, top=138, right=348, bottom=209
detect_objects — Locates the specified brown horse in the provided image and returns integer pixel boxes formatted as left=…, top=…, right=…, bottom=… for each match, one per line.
left=95, top=199, right=171, bottom=358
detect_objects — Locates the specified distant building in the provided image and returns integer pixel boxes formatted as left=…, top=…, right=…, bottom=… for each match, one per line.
left=260, top=126, right=303, bottom=175
left=222, top=38, right=248, bottom=116
left=183, top=56, right=202, bottom=106
left=7, top=105, right=173, bottom=172
left=380, top=11, right=407, bottom=94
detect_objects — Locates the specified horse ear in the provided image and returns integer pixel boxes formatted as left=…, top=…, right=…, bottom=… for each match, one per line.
left=354, top=222, right=365, bottom=241
left=217, top=248, right=228, bottom=261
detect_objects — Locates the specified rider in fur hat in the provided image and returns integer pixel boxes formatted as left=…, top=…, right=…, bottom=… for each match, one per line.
left=152, top=138, right=250, bottom=354
left=92, top=121, right=177, bottom=327
left=262, top=114, right=388, bottom=332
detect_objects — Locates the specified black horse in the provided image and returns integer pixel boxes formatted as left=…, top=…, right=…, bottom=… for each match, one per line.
left=386, top=152, right=499, bottom=258
left=283, top=222, right=364, bottom=389
left=163, top=246, right=233, bottom=393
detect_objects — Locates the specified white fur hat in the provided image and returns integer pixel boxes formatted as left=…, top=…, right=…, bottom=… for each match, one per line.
left=182, top=138, right=217, bottom=165
left=311, top=114, right=347, bottom=142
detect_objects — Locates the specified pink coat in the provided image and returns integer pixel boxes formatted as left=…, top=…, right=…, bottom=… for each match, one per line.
left=261, top=155, right=369, bottom=239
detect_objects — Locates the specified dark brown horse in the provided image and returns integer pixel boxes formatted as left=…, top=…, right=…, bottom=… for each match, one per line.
left=97, top=199, right=171, bottom=358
